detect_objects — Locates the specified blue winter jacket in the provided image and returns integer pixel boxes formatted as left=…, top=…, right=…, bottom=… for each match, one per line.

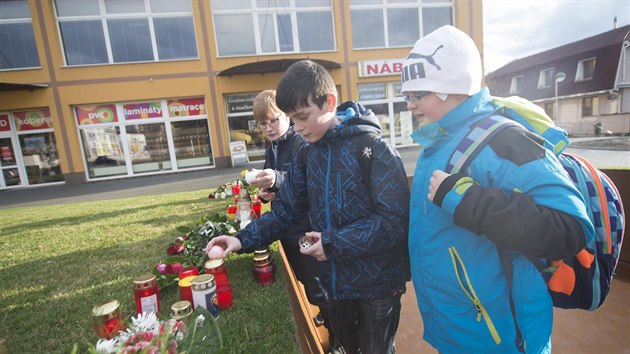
left=408, top=88, right=594, bottom=353
left=238, top=101, right=410, bottom=300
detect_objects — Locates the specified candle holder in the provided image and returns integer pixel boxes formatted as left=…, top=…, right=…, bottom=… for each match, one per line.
left=237, top=189, right=252, bottom=222
left=204, top=259, right=229, bottom=286
left=216, top=283, right=233, bottom=309
left=253, top=253, right=276, bottom=286
left=231, top=182, right=241, bottom=198
left=178, top=275, right=197, bottom=305
left=226, top=204, right=237, bottom=220
left=170, top=300, right=193, bottom=323
left=191, top=274, right=220, bottom=318
left=252, top=200, right=262, bottom=218
left=133, top=274, right=160, bottom=315
left=92, top=300, right=126, bottom=339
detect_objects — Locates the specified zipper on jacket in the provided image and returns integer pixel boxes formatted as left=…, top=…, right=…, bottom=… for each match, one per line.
left=325, top=145, right=337, bottom=298
left=448, top=246, right=502, bottom=345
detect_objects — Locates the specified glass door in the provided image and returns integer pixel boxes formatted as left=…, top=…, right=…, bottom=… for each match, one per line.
left=0, top=135, right=23, bottom=188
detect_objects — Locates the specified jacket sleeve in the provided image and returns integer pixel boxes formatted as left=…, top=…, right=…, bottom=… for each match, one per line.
left=321, top=139, right=410, bottom=260
left=236, top=146, right=309, bottom=253
left=431, top=128, right=594, bottom=260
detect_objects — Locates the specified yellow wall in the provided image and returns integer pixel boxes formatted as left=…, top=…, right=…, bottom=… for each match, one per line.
left=0, top=0, right=483, bottom=181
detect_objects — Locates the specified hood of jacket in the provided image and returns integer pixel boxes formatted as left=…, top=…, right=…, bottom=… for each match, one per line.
left=320, top=101, right=381, bottom=143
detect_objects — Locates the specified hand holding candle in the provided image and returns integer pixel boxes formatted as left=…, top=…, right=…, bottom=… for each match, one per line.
left=206, top=245, right=224, bottom=259
left=299, top=231, right=327, bottom=261
left=204, top=236, right=243, bottom=258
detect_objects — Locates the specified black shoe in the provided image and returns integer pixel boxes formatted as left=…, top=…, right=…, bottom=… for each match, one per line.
left=326, top=345, right=346, bottom=354
left=314, top=312, right=325, bottom=326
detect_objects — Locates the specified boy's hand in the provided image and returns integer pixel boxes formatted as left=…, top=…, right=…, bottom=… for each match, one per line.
left=428, top=170, right=450, bottom=202
left=249, top=168, right=276, bottom=189
left=204, top=235, right=242, bottom=258
left=299, top=231, right=327, bottom=261
left=258, top=188, right=276, bottom=201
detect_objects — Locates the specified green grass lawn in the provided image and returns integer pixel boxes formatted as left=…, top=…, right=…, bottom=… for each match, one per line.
left=0, top=191, right=297, bottom=353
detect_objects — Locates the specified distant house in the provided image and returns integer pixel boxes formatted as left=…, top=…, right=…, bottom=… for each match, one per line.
left=486, top=24, right=630, bottom=136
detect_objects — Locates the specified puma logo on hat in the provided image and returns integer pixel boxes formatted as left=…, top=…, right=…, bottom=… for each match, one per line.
left=406, top=45, right=444, bottom=70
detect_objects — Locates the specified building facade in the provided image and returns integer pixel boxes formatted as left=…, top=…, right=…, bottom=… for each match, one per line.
left=486, top=25, right=630, bottom=137
left=0, top=0, right=483, bottom=189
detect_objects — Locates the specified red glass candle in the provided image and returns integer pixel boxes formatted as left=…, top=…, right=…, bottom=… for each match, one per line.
left=227, top=205, right=237, bottom=220
left=216, top=283, right=233, bottom=309
left=231, top=183, right=241, bottom=197
left=178, top=275, right=197, bottom=305
left=204, top=259, right=229, bottom=286
left=252, top=200, right=262, bottom=218
left=253, top=254, right=276, bottom=285
left=133, top=274, right=160, bottom=315
left=92, top=300, right=127, bottom=339
left=179, top=266, right=199, bottom=280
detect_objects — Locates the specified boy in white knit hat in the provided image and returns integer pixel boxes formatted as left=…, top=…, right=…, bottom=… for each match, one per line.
left=404, top=25, right=594, bottom=353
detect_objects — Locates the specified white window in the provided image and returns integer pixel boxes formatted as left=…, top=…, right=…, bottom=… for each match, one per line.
left=211, top=0, right=335, bottom=57
left=576, top=57, right=596, bottom=82
left=537, top=68, right=554, bottom=89
left=0, top=0, right=40, bottom=70
left=54, top=0, right=198, bottom=66
left=509, top=75, right=523, bottom=94
left=350, top=0, right=453, bottom=49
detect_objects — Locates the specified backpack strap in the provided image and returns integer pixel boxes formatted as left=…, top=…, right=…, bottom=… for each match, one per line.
left=445, top=115, right=519, bottom=174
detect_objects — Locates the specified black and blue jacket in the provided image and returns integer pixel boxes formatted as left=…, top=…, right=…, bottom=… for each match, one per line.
left=262, top=125, right=310, bottom=245
left=237, top=101, right=410, bottom=300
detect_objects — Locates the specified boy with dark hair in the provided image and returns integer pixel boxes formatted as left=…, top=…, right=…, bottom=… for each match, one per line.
left=207, top=60, right=410, bottom=354
left=249, top=89, right=330, bottom=333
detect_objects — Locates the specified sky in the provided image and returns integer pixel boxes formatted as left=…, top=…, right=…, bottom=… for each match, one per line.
left=482, top=0, right=630, bottom=74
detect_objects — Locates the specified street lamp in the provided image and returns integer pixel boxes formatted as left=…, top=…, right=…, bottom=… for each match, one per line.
left=554, top=72, right=566, bottom=120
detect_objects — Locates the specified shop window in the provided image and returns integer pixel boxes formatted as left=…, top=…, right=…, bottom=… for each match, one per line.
left=0, top=0, right=40, bottom=70
left=576, top=57, right=595, bottom=82
left=359, top=82, right=417, bottom=147
left=75, top=97, right=214, bottom=180
left=19, top=132, right=63, bottom=185
left=537, top=67, right=554, bottom=89
left=211, top=0, right=334, bottom=56
left=55, top=0, right=197, bottom=66
left=350, top=0, right=453, bottom=49
left=225, top=94, right=265, bottom=162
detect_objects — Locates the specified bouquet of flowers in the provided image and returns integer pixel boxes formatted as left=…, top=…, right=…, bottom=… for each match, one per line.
left=153, top=214, right=237, bottom=287
left=208, top=170, right=259, bottom=199
left=89, top=307, right=223, bottom=354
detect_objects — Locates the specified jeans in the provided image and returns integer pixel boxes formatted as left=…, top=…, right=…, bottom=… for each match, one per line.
left=328, top=294, right=402, bottom=354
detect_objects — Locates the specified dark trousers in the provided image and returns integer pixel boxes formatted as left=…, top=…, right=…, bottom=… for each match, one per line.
left=328, top=294, right=402, bottom=354
left=282, top=242, right=329, bottom=308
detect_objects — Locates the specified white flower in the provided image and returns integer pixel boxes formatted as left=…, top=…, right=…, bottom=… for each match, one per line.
left=130, top=312, right=160, bottom=334
left=95, top=338, right=118, bottom=354
left=194, top=314, right=205, bottom=327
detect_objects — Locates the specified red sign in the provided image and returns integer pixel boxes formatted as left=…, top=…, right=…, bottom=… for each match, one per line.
left=14, top=109, right=53, bottom=131
left=0, top=114, right=10, bottom=132
left=167, top=97, right=206, bottom=117
left=75, top=104, right=118, bottom=125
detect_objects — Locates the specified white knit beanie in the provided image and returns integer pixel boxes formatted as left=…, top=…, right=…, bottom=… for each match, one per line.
left=401, top=25, right=482, bottom=96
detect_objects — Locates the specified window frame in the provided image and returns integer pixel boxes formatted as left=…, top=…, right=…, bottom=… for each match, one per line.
left=537, top=67, right=555, bottom=89
left=54, top=0, right=199, bottom=66
left=509, top=75, right=524, bottom=94
left=575, top=57, right=596, bottom=82
left=349, top=0, right=453, bottom=50
left=0, top=0, right=41, bottom=71
left=210, top=0, right=336, bottom=57
left=581, top=96, right=598, bottom=117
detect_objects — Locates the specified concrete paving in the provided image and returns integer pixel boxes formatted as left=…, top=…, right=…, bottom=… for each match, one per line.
left=1, top=138, right=627, bottom=209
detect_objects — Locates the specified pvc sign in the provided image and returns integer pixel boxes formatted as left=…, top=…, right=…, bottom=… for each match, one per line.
left=13, top=109, right=53, bottom=131
left=167, top=97, right=206, bottom=117
left=123, top=101, right=162, bottom=120
left=75, top=104, right=118, bottom=125
left=0, top=114, right=10, bottom=132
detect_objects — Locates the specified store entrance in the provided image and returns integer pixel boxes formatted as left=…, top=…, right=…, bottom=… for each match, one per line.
left=0, top=135, right=23, bottom=188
